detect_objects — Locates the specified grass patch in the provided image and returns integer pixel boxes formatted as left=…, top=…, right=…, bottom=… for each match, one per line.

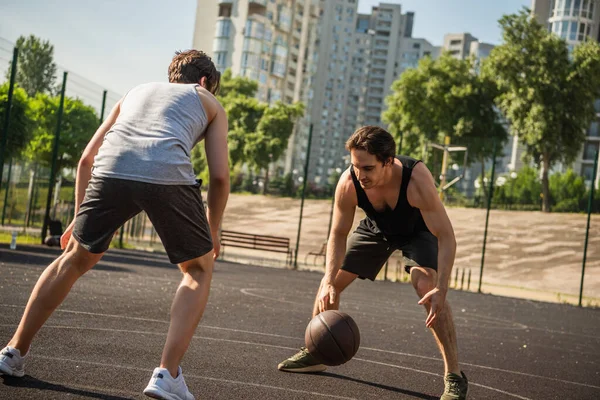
left=0, top=231, right=41, bottom=245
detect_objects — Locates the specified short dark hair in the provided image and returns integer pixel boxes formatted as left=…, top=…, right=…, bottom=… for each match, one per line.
left=168, top=50, right=221, bottom=95
left=345, top=126, right=396, bottom=164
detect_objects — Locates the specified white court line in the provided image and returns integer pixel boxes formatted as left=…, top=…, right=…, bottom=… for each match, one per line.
left=353, top=358, right=532, bottom=400
left=240, top=288, right=530, bottom=330
left=4, top=322, right=597, bottom=396
left=32, top=354, right=357, bottom=399
left=2, top=305, right=598, bottom=390
left=0, top=304, right=298, bottom=340
left=3, top=324, right=528, bottom=398
left=359, top=347, right=600, bottom=390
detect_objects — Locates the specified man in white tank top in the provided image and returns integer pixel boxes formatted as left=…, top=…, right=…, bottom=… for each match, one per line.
left=0, top=50, right=229, bottom=400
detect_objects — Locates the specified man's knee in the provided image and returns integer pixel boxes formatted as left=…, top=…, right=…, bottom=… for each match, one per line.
left=57, top=243, right=100, bottom=276
left=411, top=267, right=437, bottom=298
left=179, top=251, right=214, bottom=277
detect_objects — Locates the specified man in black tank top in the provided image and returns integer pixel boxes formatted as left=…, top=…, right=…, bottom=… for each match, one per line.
left=278, top=126, right=469, bottom=399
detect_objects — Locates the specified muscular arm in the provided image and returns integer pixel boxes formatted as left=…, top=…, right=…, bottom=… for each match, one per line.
left=203, top=103, right=230, bottom=247
left=75, top=99, right=122, bottom=215
left=408, top=162, right=457, bottom=291
left=323, top=172, right=357, bottom=284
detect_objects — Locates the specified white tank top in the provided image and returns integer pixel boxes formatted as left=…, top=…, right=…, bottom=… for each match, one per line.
left=92, top=82, right=208, bottom=185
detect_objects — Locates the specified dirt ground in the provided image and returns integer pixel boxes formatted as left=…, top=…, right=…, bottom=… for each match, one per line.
left=220, top=193, right=600, bottom=306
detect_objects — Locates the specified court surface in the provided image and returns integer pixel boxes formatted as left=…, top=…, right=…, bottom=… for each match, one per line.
left=1, top=244, right=598, bottom=399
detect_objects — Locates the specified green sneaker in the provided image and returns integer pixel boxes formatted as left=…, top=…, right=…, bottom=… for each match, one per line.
left=441, top=371, right=469, bottom=400
left=277, top=347, right=327, bottom=373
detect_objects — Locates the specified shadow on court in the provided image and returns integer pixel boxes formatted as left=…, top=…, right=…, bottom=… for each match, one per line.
left=1, top=375, right=132, bottom=400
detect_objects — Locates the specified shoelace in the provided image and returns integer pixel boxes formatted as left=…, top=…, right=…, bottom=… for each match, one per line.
left=445, top=378, right=462, bottom=394
left=290, top=347, right=310, bottom=361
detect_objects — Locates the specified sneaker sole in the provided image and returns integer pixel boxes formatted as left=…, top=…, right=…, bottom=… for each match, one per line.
left=0, top=362, right=24, bottom=377
left=277, top=364, right=327, bottom=373
left=143, top=386, right=185, bottom=400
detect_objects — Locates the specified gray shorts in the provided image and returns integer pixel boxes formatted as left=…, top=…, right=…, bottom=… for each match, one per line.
left=341, top=219, right=438, bottom=281
left=73, top=176, right=213, bottom=264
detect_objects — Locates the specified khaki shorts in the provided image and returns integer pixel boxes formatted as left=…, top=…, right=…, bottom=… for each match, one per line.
left=73, top=176, right=213, bottom=264
left=341, top=219, right=438, bottom=281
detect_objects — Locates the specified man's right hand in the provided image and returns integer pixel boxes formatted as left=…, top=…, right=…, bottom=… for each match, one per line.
left=318, top=281, right=338, bottom=313
left=61, top=220, right=76, bottom=250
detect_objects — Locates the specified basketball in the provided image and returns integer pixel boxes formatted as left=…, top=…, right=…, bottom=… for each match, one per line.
left=304, top=310, right=360, bottom=366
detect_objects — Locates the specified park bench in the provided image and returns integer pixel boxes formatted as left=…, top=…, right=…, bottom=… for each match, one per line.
left=305, top=242, right=327, bottom=266
left=220, top=230, right=294, bottom=266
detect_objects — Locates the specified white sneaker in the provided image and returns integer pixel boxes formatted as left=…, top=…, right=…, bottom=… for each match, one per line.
left=0, top=346, right=26, bottom=377
left=143, top=366, right=194, bottom=400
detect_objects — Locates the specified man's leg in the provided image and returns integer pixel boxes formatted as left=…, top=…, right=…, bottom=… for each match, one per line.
left=158, top=251, right=214, bottom=379
left=410, top=266, right=460, bottom=376
left=7, top=238, right=103, bottom=355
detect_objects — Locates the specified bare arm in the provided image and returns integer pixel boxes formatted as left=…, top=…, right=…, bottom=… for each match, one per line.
left=318, top=171, right=356, bottom=311
left=61, top=99, right=122, bottom=249
left=76, top=99, right=122, bottom=215
left=408, top=162, right=457, bottom=326
left=324, top=172, right=357, bottom=283
left=203, top=103, right=230, bottom=257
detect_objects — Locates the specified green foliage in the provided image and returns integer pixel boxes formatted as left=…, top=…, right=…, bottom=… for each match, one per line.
left=506, top=166, right=541, bottom=205
left=0, top=83, right=35, bottom=159
left=383, top=52, right=507, bottom=165
left=218, top=69, right=258, bottom=98
left=25, top=93, right=98, bottom=169
left=190, top=69, right=304, bottom=192
left=7, top=35, right=57, bottom=97
left=244, top=101, right=304, bottom=174
left=549, top=169, right=587, bottom=209
left=482, top=8, right=600, bottom=211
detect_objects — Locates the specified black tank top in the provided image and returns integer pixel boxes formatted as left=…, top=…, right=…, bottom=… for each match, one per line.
left=350, top=155, right=430, bottom=238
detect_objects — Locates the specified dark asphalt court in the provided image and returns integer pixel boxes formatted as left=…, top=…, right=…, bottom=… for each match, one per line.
left=0, top=244, right=598, bottom=399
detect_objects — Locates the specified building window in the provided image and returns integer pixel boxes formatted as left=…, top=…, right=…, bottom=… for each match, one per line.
left=219, top=4, right=232, bottom=17
left=581, top=164, right=595, bottom=181
left=579, top=22, right=587, bottom=40
left=214, top=52, right=227, bottom=68
left=561, top=20, right=569, bottom=38
left=215, top=20, right=231, bottom=37
left=450, top=39, right=462, bottom=46
left=583, top=141, right=599, bottom=160
left=589, top=121, right=599, bottom=137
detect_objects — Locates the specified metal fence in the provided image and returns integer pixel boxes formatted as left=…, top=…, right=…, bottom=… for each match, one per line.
left=1, top=39, right=598, bottom=307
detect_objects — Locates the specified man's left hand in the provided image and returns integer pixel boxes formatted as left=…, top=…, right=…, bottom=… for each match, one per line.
left=418, top=287, right=446, bottom=328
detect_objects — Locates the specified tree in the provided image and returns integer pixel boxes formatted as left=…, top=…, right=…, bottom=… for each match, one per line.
left=549, top=169, right=587, bottom=212
left=6, top=35, right=57, bottom=97
left=483, top=9, right=600, bottom=212
left=0, top=83, right=35, bottom=160
left=26, top=94, right=98, bottom=170
left=190, top=69, right=305, bottom=194
left=244, top=101, right=304, bottom=193
left=218, top=69, right=258, bottom=98
left=383, top=52, right=508, bottom=198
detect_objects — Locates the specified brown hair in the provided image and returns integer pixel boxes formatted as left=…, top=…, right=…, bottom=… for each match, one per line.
left=345, top=126, right=396, bottom=164
left=168, top=50, right=221, bottom=95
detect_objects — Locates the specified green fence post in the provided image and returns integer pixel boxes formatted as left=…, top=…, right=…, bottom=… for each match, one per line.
left=478, top=139, right=498, bottom=293
left=41, top=72, right=68, bottom=243
left=0, top=47, right=18, bottom=195
left=579, top=149, right=599, bottom=307
left=294, top=124, right=313, bottom=269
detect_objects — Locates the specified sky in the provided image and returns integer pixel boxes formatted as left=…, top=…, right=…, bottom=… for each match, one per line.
left=0, top=0, right=530, bottom=99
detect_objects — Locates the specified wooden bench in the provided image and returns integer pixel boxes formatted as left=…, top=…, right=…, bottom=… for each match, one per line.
left=305, top=242, right=327, bottom=266
left=220, top=230, right=294, bottom=266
